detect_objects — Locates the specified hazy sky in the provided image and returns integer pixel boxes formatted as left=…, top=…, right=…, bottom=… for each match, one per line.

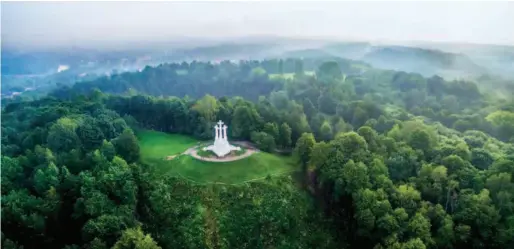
left=2, top=1, right=514, bottom=49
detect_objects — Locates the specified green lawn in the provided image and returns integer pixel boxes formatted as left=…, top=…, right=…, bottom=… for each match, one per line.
left=137, top=130, right=199, bottom=166
left=168, top=153, right=297, bottom=184
left=137, top=130, right=297, bottom=184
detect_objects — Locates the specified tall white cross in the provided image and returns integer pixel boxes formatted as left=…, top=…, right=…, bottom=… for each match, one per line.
left=222, top=125, right=227, bottom=141
left=214, top=125, right=219, bottom=140
left=216, top=120, right=225, bottom=139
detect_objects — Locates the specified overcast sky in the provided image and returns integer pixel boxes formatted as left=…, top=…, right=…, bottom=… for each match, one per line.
left=2, top=1, right=514, bottom=49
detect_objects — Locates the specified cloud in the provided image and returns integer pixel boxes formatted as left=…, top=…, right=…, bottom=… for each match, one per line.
left=2, top=1, right=513, bottom=49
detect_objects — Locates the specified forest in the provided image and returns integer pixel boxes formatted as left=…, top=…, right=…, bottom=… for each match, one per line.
left=2, top=57, right=514, bottom=249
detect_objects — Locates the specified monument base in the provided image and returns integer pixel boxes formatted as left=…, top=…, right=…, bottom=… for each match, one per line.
left=203, top=140, right=241, bottom=158
left=204, top=120, right=240, bottom=157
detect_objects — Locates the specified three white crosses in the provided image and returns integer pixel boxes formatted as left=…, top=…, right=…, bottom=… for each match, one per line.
left=214, top=120, right=228, bottom=142
left=203, top=120, right=241, bottom=157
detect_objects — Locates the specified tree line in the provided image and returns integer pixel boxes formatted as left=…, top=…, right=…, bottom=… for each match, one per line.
left=2, top=57, right=514, bottom=249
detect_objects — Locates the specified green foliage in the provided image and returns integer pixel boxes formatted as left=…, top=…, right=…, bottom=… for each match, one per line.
left=112, top=129, right=140, bottom=163
left=319, top=120, right=334, bottom=141
left=3, top=56, right=514, bottom=249
left=231, top=105, right=262, bottom=140
left=1, top=156, right=24, bottom=194
left=339, top=160, right=371, bottom=195
left=357, top=126, right=379, bottom=153
left=386, top=146, right=420, bottom=181
left=408, top=128, right=432, bottom=153
left=191, top=94, right=219, bottom=122
left=317, top=61, right=343, bottom=81
left=77, top=118, right=105, bottom=151
left=278, top=122, right=292, bottom=148
left=486, top=110, right=514, bottom=141
left=250, top=131, right=276, bottom=152
left=294, top=133, right=316, bottom=171
left=82, top=215, right=131, bottom=246
left=33, top=162, right=59, bottom=195
left=263, top=122, right=279, bottom=139
left=471, top=148, right=494, bottom=170
left=112, top=227, right=161, bottom=249
left=100, top=140, right=116, bottom=161
left=332, top=131, right=368, bottom=164
left=250, top=67, right=267, bottom=78
left=308, top=141, right=331, bottom=171
left=389, top=120, right=438, bottom=151
left=46, top=118, right=81, bottom=152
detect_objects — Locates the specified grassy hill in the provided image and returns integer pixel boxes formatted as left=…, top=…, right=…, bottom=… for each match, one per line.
left=169, top=153, right=296, bottom=184
left=137, top=130, right=297, bottom=184
left=137, top=130, right=200, bottom=166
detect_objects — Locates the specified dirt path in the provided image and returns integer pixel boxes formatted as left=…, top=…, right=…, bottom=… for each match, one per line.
left=165, top=142, right=258, bottom=162
left=187, top=147, right=258, bottom=162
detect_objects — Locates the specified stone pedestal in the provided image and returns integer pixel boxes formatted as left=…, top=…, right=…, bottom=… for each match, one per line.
left=203, top=120, right=241, bottom=157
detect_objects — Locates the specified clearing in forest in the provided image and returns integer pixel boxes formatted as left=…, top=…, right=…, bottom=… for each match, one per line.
left=137, top=130, right=200, bottom=167
left=168, top=153, right=297, bottom=184
left=137, top=130, right=297, bottom=184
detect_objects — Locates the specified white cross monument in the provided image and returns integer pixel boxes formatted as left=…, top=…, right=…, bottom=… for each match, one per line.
left=203, top=120, right=241, bottom=157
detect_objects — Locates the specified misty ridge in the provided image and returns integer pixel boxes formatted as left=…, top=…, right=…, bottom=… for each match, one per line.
left=2, top=37, right=514, bottom=99
left=3, top=38, right=513, bottom=77
left=2, top=1, right=514, bottom=99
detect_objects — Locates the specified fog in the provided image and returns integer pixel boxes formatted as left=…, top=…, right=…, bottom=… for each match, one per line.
left=2, top=1, right=514, bottom=50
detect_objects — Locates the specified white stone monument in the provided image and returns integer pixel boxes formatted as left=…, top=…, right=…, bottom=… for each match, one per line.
left=203, top=120, right=241, bottom=157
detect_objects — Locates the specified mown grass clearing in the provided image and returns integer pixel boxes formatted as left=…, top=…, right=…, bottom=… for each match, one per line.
left=137, top=130, right=199, bottom=170
left=169, top=153, right=297, bottom=184
left=138, top=130, right=298, bottom=184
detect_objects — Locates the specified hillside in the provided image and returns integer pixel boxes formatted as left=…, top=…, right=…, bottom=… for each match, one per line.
left=2, top=56, right=514, bottom=249
left=269, top=42, right=490, bottom=78
left=362, top=46, right=487, bottom=77
left=4, top=40, right=513, bottom=104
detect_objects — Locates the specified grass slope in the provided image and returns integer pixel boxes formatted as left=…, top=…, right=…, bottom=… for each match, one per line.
left=170, top=153, right=296, bottom=184
left=137, top=130, right=297, bottom=184
left=137, top=130, right=199, bottom=167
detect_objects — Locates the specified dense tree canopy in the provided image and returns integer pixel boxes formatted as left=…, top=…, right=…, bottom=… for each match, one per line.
left=2, top=56, right=514, bottom=249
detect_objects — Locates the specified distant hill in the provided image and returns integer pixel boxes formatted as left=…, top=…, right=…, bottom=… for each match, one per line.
left=322, top=42, right=373, bottom=60
left=278, top=49, right=335, bottom=59
left=361, top=45, right=487, bottom=78
left=1, top=50, right=61, bottom=75
left=413, top=42, right=514, bottom=78
left=3, top=38, right=512, bottom=97
left=274, top=42, right=489, bottom=79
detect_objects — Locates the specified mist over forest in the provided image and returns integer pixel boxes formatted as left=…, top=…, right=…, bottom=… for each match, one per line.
left=3, top=37, right=514, bottom=100
left=2, top=2, right=514, bottom=249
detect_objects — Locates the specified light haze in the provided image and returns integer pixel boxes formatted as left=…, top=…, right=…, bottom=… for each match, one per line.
left=2, top=1, right=514, bottom=49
